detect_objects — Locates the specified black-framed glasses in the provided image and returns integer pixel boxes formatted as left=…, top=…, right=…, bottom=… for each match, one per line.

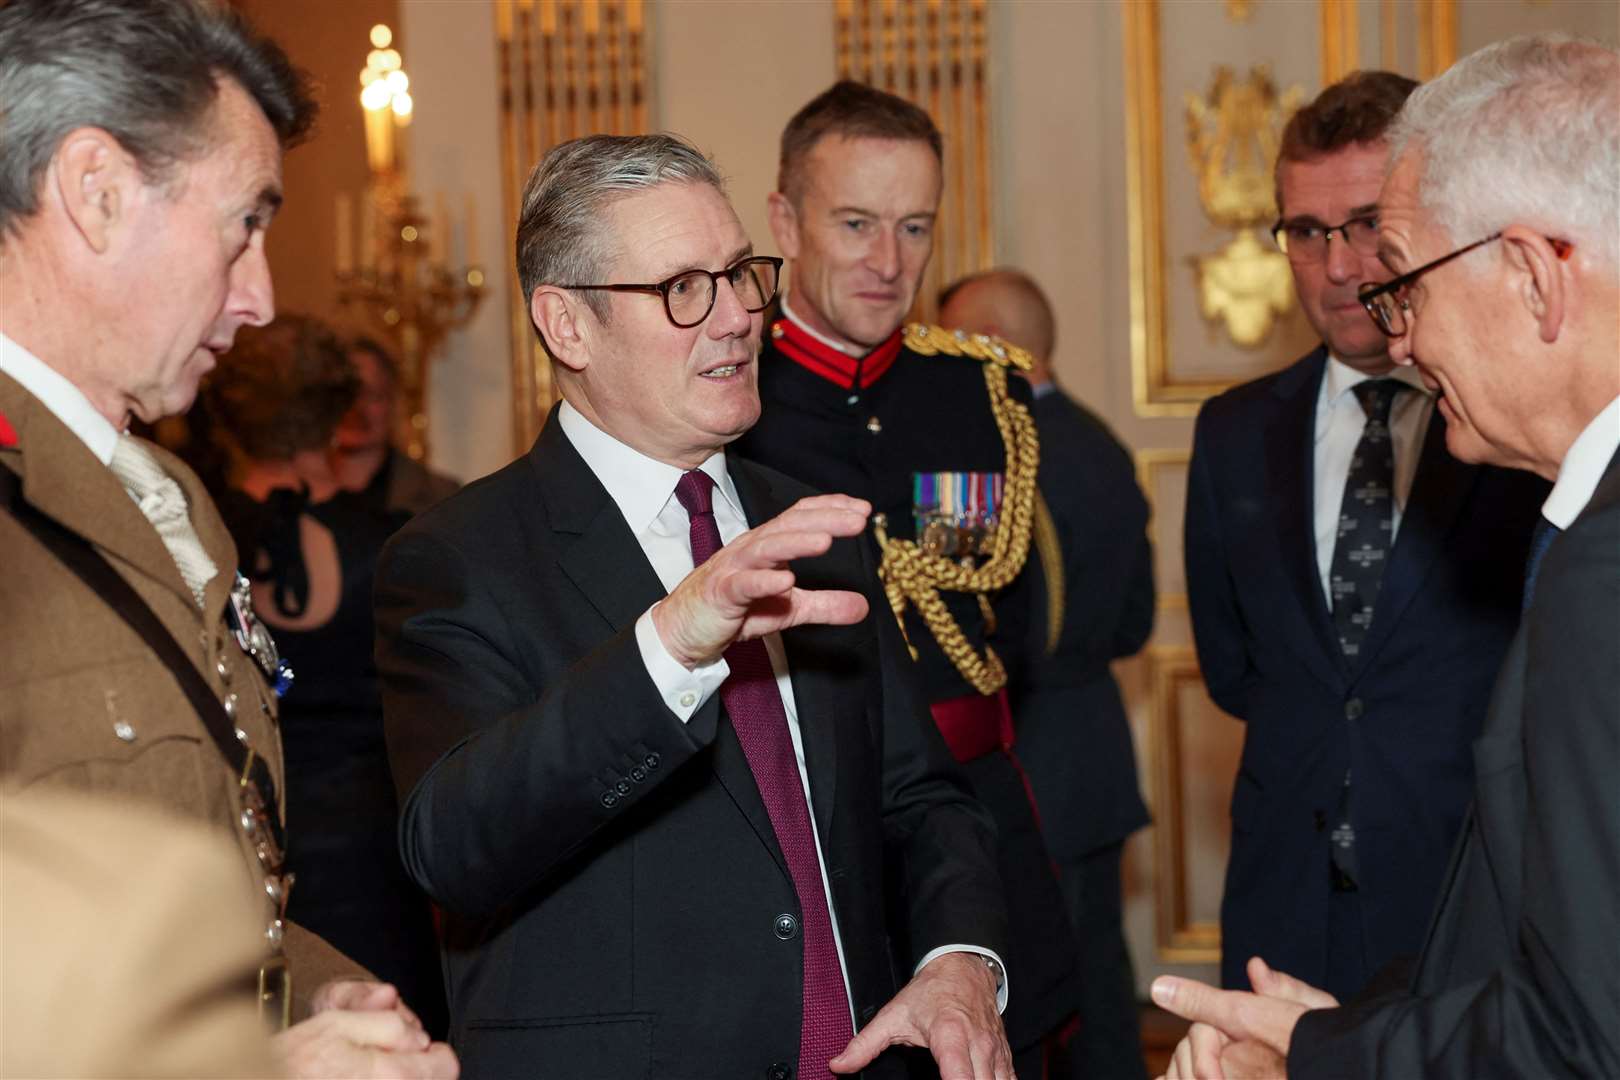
left=1358, top=232, right=1578, bottom=337
left=1270, top=216, right=1380, bottom=262
left=560, top=255, right=783, bottom=328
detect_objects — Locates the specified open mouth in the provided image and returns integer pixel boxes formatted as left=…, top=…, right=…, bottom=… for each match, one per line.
left=699, top=358, right=749, bottom=379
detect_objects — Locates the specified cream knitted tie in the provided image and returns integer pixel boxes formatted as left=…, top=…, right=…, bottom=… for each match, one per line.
left=110, top=434, right=217, bottom=607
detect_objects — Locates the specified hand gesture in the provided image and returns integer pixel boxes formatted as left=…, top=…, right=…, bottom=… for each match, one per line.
left=653, top=494, right=872, bottom=667
left=830, top=951, right=1011, bottom=1080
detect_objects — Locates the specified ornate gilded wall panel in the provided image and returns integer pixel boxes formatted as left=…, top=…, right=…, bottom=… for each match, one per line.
left=496, top=0, right=650, bottom=453
left=1136, top=449, right=1190, bottom=613
left=1147, top=646, right=1243, bottom=962
left=834, top=0, right=993, bottom=320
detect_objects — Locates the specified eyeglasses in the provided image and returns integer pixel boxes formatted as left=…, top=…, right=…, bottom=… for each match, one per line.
left=1357, top=233, right=1577, bottom=337
left=561, top=255, right=783, bottom=328
left=1270, top=216, right=1380, bottom=262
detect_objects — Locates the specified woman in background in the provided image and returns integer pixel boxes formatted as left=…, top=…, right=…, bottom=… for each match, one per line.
left=200, top=314, right=447, bottom=1039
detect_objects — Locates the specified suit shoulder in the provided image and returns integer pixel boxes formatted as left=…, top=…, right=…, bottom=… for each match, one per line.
left=387, top=452, right=531, bottom=554
left=1195, top=350, right=1323, bottom=431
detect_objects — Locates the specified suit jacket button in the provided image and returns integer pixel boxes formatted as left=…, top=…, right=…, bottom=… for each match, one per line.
left=631, top=765, right=647, bottom=783
left=774, top=913, right=798, bottom=940
left=615, top=779, right=632, bottom=797
left=1344, top=697, right=1364, bottom=720
left=766, top=1064, right=792, bottom=1080
left=644, top=752, right=661, bottom=770
left=600, top=791, right=618, bottom=809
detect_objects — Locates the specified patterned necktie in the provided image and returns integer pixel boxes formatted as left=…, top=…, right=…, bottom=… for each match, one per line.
left=1522, top=516, right=1561, bottom=613
left=1328, top=379, right=1406, bottom=659
left=109, top=434, right=217, bottom=607
left=673, top=469, right=853, bottom=1079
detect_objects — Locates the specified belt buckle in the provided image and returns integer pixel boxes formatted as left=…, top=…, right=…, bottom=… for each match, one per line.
left=258, top=953, right=293, bottom=1031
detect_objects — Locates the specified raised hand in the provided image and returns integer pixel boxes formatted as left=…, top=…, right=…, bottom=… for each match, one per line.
left=653, top=493, right=872, bottom=667
left=1152, top=957, right=1336, bottom=1079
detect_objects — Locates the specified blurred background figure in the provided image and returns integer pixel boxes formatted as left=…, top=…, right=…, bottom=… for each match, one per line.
left=199, top=314, right=448, bottom=1039
left=941, top=268, right=1156, bottom=1080
left=2, top=786, right=279, bottom=1079
left=333, top=337, right=459, bottom=516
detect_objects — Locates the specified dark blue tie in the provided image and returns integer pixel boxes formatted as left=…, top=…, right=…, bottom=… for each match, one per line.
left=1523, top=516, right=1561, bottom=612
left=1328, top=380, right=1405, bottom=660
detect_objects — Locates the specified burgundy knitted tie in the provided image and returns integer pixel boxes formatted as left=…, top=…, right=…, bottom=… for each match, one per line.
left=673, top=469, right=853, bottom=1078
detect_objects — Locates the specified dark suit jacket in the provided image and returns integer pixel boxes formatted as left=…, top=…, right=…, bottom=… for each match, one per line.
left=1184, top=347, right=1547, bottom=995
left=1290, top=449, right=1620, bottom=1078
left=375, top=412, right=1007, bottom=1079
left=1012, top=384, right=1153, bottom=860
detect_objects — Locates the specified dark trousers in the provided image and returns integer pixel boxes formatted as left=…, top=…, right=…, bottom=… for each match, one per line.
left=1324, top=886, right=1370, bottom=1002
left=1049, top=842, right=1147, bottom=1080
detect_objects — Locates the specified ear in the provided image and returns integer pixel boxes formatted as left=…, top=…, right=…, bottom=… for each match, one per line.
left=530, top=286, right=593, bottom=374
left=766, top=191, right=801, bottom=260
left=1500, top=225, right=1568, bottom=345
left=51, top=128, right=137, bottom=254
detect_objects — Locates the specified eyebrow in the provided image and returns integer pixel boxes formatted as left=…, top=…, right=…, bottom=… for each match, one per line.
left=256, top=185, right=284, bottom=219
left=1376, top=240, right=1406, bottom=272
left=827, top=205, right=936, bottom=223
left=647, top=243, right=753, bottom=282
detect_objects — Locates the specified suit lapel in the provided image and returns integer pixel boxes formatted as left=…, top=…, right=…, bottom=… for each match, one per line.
left=1263, top=350, right=1348, bottom=685
left=537, top=416, right=794, bottom=878
left=1354, top=408, right=1477, bottom=674
left=0, top=373, right=196, bottom=611
left=732, top=459, right=840, bottom=845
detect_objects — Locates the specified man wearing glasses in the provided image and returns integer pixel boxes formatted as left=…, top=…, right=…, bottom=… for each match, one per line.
left=375, top=133, right=1016, bottom=1079
left=1184, top=72, right=1545, bottom=1005
left=1156, top=33, right=1619, bottom=1078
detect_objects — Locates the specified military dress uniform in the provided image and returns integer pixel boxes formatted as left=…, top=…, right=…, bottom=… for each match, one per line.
left=0, top=371, right=366, bottom=1025
left=734, top=309, right=1082, bottom=1066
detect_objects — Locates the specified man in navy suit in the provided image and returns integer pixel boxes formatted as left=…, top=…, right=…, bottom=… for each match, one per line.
left=1184, top=71, right=1546, bottom=1002
left=375, top=133, right=1014, bottom=1079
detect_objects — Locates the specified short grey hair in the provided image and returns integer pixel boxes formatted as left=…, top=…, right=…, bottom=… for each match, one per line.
left=516, top=133, right=726, bottom=330
left=1388, top=33, right=1619, bottom=272
left=0, top=0, right=315, bottom=240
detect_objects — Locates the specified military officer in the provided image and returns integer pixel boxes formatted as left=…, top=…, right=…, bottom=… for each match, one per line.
left=732, top=80, right=1082, bottom=1077
left=0, top=2, right=454, bottom=1076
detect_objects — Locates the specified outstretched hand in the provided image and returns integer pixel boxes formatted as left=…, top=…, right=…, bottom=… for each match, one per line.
left=653, top=493, right=872, bottom=667
left=1153, top=957, right=1339, bottom=1079
left=830, top=952, right=1011, bottom=1079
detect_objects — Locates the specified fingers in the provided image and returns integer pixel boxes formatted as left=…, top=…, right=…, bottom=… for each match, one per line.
left=828, top=1012, right=896, bottom=1073
left=787, top=493, right=872, bottom=518
left=1152, top=976, right=1241, bottom=1034
left=386, top=1041, right=461, bottom=1079
left=311, top=978, right=400, bottom=1014
left=1247, top=956, right=1339, bottom=1010
left=1190, top=1022, right=1230, bottom=1078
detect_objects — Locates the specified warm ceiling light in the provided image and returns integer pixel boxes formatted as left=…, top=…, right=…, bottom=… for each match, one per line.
left=370, top=24, right=393, bottom=49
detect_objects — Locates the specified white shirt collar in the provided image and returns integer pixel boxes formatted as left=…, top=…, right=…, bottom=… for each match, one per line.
left=0, top=330, right=121, bottom=465
left=1321, top=352, right=1431, bottom=407
left=556, top=399, right=742, bottom=535
left=779, top=291, right=864, bottom=358
left=1543, top=395, right=1620, bottom=530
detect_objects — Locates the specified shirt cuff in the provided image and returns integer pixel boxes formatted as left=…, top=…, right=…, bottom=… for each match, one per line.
left=914, top=944, right=1008, bottom=1014
left=635, top=606, right=728, bottom=723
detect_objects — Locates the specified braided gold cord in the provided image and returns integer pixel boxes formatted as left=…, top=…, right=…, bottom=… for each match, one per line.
left=875, top=330, right=1040, bottom=695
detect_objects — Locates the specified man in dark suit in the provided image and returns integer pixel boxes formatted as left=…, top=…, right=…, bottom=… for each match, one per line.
left=375, top=132, right=1015, bottom=1080
left=940, top=268, right=1155, bottom=1080
left=1184, top=70, right=1547, bottom=1004
left=1155, top=33, right=1619, bottom=1078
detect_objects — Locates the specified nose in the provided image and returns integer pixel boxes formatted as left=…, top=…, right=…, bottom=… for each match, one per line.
left=706, top=273, right=751, bottom=338
left=867, top=228, right=901, bottom=282
left=229, top=239, right=275, bottom=329
left=1323, top=232, right=1357, bottom=284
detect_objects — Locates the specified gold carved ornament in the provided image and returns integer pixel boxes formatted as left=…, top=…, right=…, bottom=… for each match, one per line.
left=1184, top=66, right=1304, bottom=347
left=871, top=325, right=1040, bottom=696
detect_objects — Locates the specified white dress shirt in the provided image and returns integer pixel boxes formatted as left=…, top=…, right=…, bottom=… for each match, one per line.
left=1543, top=396, right=1620, bottom=529
left=1313, top=356, right=1436, bottom=603
left=0, top=331, right=121, bottom=464
left=557, top=401, right=1007, bottom=1014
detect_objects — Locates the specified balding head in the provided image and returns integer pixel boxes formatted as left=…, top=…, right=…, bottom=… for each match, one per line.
left=938, top=269, right=1056, bottom=382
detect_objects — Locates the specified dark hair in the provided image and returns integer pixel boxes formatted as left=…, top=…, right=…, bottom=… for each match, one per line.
left=0, top=0, right=316, bottom=236
left=349, top=335, right=401, bottom=386
left=204, top=315, right=358, bottom=461
left=1274, top=70, right=1418, bottom=213
left=778, top=80, right=943, bottom=202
